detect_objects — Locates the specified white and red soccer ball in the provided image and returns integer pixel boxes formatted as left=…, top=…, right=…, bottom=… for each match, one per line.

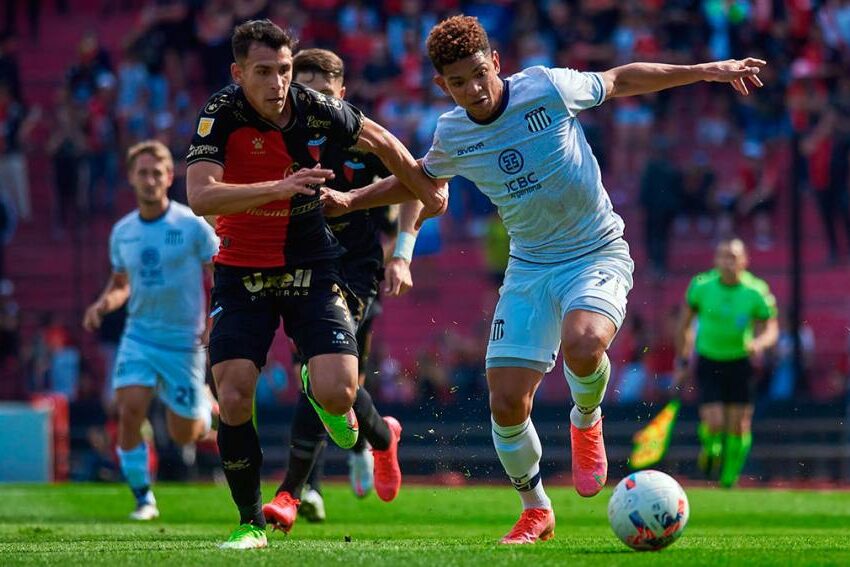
left=608, top=470, right=690, bottom=551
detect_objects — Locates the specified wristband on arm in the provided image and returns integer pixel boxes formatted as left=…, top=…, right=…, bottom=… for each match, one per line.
left=392, top=231, right=417, bottom=262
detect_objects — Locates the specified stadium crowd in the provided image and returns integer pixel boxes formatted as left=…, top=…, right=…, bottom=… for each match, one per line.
left=1, top=1, right=850, bottom=469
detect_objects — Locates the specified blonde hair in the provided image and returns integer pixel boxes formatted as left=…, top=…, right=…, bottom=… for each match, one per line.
left=126, top=140, right=173, bottom=172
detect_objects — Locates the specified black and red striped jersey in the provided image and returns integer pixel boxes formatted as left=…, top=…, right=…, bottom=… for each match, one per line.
left=186, top=83, right=364, bottom=268
left=320, top=143, right=392, bottom=286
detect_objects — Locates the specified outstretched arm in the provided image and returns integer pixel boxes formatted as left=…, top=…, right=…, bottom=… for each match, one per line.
left=322, top=174, right=449, bottom=227
left=601, top=58, right=766, bottom=100
left=354, top=118, right=447, bottom=214
left=186, top=161, right=333, bottom=216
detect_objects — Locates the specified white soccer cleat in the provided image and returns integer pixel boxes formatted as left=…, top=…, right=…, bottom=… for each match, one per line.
left=299, top=487, right=326, bottom=523
left=129, top=503, right=160, bottom=521
left=348, top=448, right=374, bottom=498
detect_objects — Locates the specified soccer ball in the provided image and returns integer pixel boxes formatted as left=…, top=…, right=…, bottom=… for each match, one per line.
left=607, top=470, right=689, bottom=551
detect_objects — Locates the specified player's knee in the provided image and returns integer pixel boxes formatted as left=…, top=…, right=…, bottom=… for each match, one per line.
left=562, top=329, right=607, bottom=376
left=169, top=424, right=200, bottom=446
left=118, top=399, right=147, bottom=427
left=217, top=386, right=253, bottom=425
left=313, top=379, right=356, bottom=416
left=489, top=391, right=532, bottom=426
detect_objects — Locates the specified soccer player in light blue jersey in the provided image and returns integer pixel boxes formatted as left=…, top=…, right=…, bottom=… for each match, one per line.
left=83, top=140, right=219, bottom=521
left=321, top=15, right=766, bottom=544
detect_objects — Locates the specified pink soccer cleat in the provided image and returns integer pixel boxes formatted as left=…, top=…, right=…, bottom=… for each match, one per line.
left=571, top=417, right=608, bottom=497
left=500, top=508, right=556, bottom=544
left=372, top=416, right=402, bottom=502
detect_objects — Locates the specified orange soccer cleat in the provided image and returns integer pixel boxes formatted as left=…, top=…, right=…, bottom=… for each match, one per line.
left=262, top=491, right=300, bottom=533
left=500, top=508, right=556, bottom=544
left=571, top=417, right=608, bottom=497
left=372, top=416, right=402, bottom=502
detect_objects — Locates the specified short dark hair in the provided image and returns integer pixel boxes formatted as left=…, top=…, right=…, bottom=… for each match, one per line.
left=426, top=15, right=491, bottom=74
left=231, top=19, right=297, bottom=62
left=293, top=48, right=344, bottom=81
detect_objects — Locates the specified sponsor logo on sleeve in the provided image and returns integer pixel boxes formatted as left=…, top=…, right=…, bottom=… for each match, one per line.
left=187, top=144, right=218, bottom=159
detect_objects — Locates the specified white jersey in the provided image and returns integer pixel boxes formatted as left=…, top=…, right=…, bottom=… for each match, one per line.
left=109, top=202, right=219, bottom=350
left=422, top=66, right=624, bottom=263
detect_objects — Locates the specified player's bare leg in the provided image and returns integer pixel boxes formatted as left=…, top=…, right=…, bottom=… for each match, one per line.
left=115, top=386, right=159, bottom=520
left=488, top=367, right=555, bottom=544
left=562, top=310, right=616, bottom=498
left=301, top=353, right=360, bottom=449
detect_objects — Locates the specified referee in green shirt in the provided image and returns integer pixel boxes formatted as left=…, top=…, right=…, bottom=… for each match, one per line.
left=675, top=238, right=778, bottom=487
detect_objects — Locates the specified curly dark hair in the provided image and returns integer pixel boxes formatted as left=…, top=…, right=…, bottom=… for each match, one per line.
left=232, top=19, right=297, bottom=62
left=426, top=15, right=491, bottom=74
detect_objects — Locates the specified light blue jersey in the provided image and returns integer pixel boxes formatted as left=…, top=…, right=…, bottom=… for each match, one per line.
left=422, top=66, right=624, bottom=264
left=110, top=202, right=218, bottom=350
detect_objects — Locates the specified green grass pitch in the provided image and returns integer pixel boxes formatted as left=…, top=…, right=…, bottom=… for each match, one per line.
left=1, top=482, right=849, bottom=566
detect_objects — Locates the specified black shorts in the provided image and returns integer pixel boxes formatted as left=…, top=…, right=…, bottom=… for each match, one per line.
left=292, top=286, right=382, bottom=371
left=209, top=261, right=358, bottom=370
left=695, top=356, right=756, bottom=405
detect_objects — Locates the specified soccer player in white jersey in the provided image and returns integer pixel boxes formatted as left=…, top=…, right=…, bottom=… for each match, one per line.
left=83, top=141, right=219, bottom=521
left=321, top=15, right=766, bottom=544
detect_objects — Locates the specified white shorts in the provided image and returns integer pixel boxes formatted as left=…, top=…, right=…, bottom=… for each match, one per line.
left=486, top=238, right=634, bottom=373
left=112, top=335, right=210, bottom=420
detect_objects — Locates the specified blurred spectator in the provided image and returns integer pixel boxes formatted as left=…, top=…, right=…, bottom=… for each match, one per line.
left=234, top=0, right=270, bottom=22
left=769, top=316, right=815, bottom=402
left=0, top=81, right=35, bottom=221
left=0, top=279, right=20, bottom=399
left=676, top=151, right=717, bottom=236
left=386, top=0, right=437, bottom=66
left=47, top=89, right=85, bottom=233
left=25, top=312, right=77, bottom=396
left=808, top=75, right=850, bottom=264
left=84, top=75, right=119, bottom=215
left=718, top=141, right=780, bottom=249
left=609, top=313, right=650, bottom=404
left=0, top=35, right=21, bottom=103
left=0, top=192, right=13, bottom=280
left=67, top=31, right=113, bottom=104
left=255, top=359, right=289, bottom=406
left=416, top=347, right=450, bottom=404
left=358, top=39, right=402, bottom=108
left=195, top=0, right=234, bottom=92
left=640, top=138, right=683, bottom=275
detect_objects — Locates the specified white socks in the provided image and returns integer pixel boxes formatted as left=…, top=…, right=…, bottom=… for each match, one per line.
left=564, top=353, right=610, bottom=428
left=491, top=417, right=552, bottom=510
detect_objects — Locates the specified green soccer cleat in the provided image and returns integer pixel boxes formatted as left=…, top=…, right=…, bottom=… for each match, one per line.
left=301, top=365, right=359, bottom=449
left=218, top=523, right=268, bottom=550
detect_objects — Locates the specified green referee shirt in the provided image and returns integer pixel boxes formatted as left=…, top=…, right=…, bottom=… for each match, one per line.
left=686, top=269, right=778, bottom=361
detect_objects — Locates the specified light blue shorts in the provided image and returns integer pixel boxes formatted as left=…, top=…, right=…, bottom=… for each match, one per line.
left=485, top=238, right=634, bottom=373
left=112, top=335, right=210, bottom=420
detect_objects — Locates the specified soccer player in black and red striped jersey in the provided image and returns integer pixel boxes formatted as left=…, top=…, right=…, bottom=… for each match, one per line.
left=271, top=48, right=424, bottom=530
left=186, top=19, right=444, bottom=549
